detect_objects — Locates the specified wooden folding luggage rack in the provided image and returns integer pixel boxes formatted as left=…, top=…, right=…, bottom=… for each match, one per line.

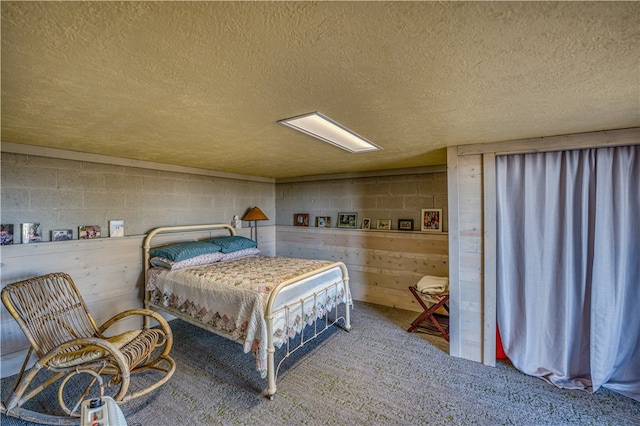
left=407, top=286, right=450, bottom=341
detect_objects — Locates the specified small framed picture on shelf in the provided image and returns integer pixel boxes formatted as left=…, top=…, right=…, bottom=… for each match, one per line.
left=398, top=219, right=414, bottom=231
left=109, top=220, right=125, bottom=237
left=51, top=229, right=73, bottom=241
left=316, top=216, right=331, bottom=228
left=21, top=223, right=42, bottom=244
left=421, top=208, right=443, bottom=232
left=337, top=212, right=358, bottom=229
left=361, top=218, right=371, bottom=229
left=1, top=224, right=14, bottom=245
left=79, top=225, right=101, bottom=239
left=294, top=213, right=309, bottom=226
left=376, top=219, right=391, bottom=230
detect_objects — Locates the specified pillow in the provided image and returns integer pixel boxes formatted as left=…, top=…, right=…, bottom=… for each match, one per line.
left=206, top=236, right=257, bottom=253
left=150, top=251, right=225, bottom=270
left=149, top=241, right=222, bottom=262
left=218, top=247, right=261, bottom=262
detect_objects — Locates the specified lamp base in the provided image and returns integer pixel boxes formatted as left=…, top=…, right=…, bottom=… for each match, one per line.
left=253, top=221, right=258, bottom=244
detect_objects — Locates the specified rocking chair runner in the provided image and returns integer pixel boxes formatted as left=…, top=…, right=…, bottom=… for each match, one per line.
left=1, top=272, right=176, bottom=425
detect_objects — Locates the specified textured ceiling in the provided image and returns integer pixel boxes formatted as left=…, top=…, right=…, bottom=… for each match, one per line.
left=2, top=1, right=639, bottom=179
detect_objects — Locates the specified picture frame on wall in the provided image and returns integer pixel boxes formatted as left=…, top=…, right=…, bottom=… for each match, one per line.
left=109, top=220, right=125, bottom=237
left=315, top=216, right=331, bottom=228
left=376, top=219, right=391, bottom=230
left=421, top=208, right=442, bottom=232
left=21, top=223, right=42, bottom=244
left=1, top=224, right=14, bottom=245
left=361, top=218, right=371, bottom=229
left=79, top=225, right=101, bottom=239
left=51, top=229, right=73, bottom=241
left=294, top=213, right=309, bottom=226
left=398, top=219, right=414, bottom=231
left=337, top=212, right=358, bottom=229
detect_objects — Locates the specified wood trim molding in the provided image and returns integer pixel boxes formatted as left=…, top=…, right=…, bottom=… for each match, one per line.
left=446, top=146, right=461, bottom=358
left=457, top=127, right=639, bottom=157
left=482, top=153, right=497, bottom=367
left=275, top=165, right=447, bottom=183
left=0, top=141, right=275, bottom=183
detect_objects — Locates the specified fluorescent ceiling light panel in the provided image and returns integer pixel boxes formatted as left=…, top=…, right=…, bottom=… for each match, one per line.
left=279, top=112, right=381, bottom=153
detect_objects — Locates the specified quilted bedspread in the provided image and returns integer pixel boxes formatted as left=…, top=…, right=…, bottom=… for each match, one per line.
left=147, top=256, right=349, bottom=377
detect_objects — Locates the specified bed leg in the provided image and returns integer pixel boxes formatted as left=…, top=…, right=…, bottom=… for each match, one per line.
left=143, top=293, right=151, bottom=329
left=344, top=276, right=352, bottom=331
left=345, top=302, right=352, bottom=331
left=265, top=348, right=276, bottom=399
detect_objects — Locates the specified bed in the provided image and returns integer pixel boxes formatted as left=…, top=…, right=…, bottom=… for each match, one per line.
left=142, top=223, right=351, bottom=399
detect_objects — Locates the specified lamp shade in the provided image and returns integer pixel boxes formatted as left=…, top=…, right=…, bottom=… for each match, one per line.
left=242, top=207, right=268, bottom=221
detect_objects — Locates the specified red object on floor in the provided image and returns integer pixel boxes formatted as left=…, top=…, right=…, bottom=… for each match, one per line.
left=496, top=324, right=508, bottom=359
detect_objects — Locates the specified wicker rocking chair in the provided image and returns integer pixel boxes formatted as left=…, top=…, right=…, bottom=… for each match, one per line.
left=1, top=272, right=176, bottom=425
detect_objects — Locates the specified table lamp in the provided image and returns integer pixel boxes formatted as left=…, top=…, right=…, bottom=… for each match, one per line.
left=242, top=207, right=269, bottom=243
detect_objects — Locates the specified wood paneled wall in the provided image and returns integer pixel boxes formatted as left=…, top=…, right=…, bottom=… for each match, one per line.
left=1, top=236, right=144, bottom=378
left=447, top=153, right=485, bottom=363
left=276, top=226, right=448, bottom=312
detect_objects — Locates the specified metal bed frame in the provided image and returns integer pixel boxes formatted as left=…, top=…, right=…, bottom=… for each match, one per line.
left=142, top=223, right=351, bottom=399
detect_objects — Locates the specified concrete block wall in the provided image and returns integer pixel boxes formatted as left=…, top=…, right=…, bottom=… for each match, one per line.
left=275, top=170, right=448, bottom=232
left=0, top=151, right=279, bottom=378
left=1, top=152, right=275, bottom=240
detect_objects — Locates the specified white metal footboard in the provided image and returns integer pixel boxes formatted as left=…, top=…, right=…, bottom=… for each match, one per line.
left=264, top=261, right=351, bottom=399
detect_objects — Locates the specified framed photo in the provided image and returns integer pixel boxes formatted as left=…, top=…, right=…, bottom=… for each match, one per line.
left=109, top=220, right=125, bottom=237
left=21, top=223, right=42, bottom=244
left=361, top=218, right=371, bottom=229
left=79, top=225, right=101, bottom=239
left=51, top=229, right=73, bottom=241
left=294, top=213, right=309, bottom=226
left=398, top=219, right=414, bottom=231
left=337, top=212, right=358, bottom=229
left=421, top=208, right=443, bottom=232
left=316, top=216, right=331, bottom=228
left=376, top=219, right=391, bottom=230
left=1, top=224, right=15, bottom=245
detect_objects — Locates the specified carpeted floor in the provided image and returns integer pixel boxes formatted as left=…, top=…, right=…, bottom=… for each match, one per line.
left=2, top=301, right=639, bottom=425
